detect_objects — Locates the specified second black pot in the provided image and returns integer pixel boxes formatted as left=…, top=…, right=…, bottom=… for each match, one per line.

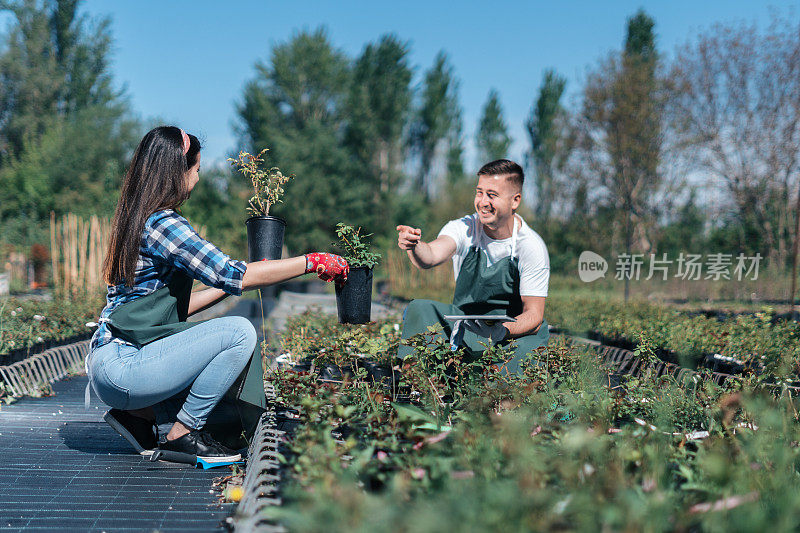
left=290, top=360, right=313, bottom=373
left=335, top=267, right=373, bottom=324
left=318, top=363, right=355, bottom=382
left=246, top=215, right=286, bottom=261
left=359, top=359, right=400, bottom=390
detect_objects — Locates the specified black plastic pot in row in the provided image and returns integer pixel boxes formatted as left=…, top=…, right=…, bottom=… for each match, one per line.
left=289, top=358, right=400, bottom=387
left=0, top=334, right=90, bottom=366
left=583, top=330, right=761, bottom=377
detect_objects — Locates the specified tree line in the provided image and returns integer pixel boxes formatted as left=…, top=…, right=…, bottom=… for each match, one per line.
left=1, top=1, right=798, bottom=284
left=535, top=10, right=800, bottom=281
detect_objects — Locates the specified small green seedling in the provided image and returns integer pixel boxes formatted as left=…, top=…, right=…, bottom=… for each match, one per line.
left=334, top=223, right=381, bottom=269
left=228, top=148, right=293, bottom=216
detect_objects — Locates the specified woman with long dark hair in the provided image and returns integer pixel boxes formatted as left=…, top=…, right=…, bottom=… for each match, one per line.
left=90, top=125, right=348, bottom=463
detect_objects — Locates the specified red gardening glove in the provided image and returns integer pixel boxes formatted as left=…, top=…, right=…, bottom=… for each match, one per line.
left=305, top=253, right=349, bottom=284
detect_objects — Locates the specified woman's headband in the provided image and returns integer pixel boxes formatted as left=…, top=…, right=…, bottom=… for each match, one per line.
left=180, top=129, right=190, bottom=155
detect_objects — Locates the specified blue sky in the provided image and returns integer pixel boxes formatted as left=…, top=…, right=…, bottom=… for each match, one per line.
left=80, top=0, right=797, bottom=167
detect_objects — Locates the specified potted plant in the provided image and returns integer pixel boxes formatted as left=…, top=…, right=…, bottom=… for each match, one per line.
left=313, top=339, right=358, bottom=383
left=333, top=223, right=381, bottom=324
left=229, top=148, right=293, bottom=261
left=317, top=355, right=357, bottom=383
left=352, top=322, right=401, bottom=392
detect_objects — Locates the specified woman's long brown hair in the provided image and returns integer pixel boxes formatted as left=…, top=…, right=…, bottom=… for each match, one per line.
left=102, top=126, right=201, bottom=287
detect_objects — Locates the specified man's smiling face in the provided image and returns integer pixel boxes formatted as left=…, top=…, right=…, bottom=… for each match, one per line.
left=474, top=174, right=521, bottom=230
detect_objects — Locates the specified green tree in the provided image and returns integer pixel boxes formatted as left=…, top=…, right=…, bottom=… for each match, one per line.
left=625, top=10, right=656, bottom=61
left=237, top=28, right=370, bottom=253
left=0, top=0, right=122, bottom=159
left=412, top=51, right=462, bottom=198
left=0, top=0, right=137, bottom=247
left=476, top=89, right=510, bottom=163
left=0, top=0, right=61, bottom=161
left=446, top=112, right=465, bottom=183
left=657, top=190, right=705, bottom=257
left=345, top=34, right=413, bottom=235
left=579, top=9, right=663, bottom=299
left=526, top=69, right=568, bottom=221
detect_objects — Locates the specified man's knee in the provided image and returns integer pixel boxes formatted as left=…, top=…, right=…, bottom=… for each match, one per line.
left=403, top=299, right=439, bottom=321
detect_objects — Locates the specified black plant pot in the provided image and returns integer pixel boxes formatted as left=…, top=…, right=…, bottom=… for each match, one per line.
left=318, top=363, right=355, bottom=382
left=335, top=267, right=373, bottom=324
left=246, top=215, right=286, bottom=261
left=359, top=359, right=400, bottom=390
left=290, top=360, right=313, bottom=373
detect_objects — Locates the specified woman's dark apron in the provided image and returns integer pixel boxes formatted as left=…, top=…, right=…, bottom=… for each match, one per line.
left=97, top=272, right=266, bottom=448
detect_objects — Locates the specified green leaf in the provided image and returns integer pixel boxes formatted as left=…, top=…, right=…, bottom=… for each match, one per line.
left=391, top=402, right=438, bottom=425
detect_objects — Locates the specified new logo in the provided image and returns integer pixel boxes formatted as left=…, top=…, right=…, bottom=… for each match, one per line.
left=578, top=251, right=608, bottom=282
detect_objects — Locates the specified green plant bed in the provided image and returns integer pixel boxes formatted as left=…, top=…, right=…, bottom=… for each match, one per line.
left=546, top=292, right=800, bottom=374
left=264, top=310, right=800, bottom=531
left=0, top=295, right=103, bottom=361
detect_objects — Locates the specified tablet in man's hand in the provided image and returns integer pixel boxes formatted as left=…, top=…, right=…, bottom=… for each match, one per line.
left=442, top=315, right=516, bottom=323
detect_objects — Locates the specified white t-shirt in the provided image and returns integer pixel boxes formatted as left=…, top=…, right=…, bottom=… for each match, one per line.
left=438, top=213, right=550, bottom=297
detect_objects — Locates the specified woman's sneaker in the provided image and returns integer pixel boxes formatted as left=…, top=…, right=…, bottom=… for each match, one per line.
left=103, top=409, right=158, bottom=455
left=158, top=430, right=242, bottom=464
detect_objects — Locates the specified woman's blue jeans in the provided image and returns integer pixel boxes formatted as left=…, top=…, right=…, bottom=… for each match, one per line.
left=88, top=316, right=257, bottom=431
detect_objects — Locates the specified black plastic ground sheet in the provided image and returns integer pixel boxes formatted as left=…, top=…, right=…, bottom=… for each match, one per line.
left=0, top=297, right=278, bottom=532
left=0, top=375, right=235, bottom=532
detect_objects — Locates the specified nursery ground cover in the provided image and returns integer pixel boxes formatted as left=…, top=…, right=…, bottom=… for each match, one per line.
left=384, top=269, right=800, bottom=375
left=0, top=295, right=103, bottom=362
left=0, top=296, right=270, bottom=532
left=263, top=309, right=800, bottom=532
left=544, top=291, right=800, bottom=375
left=0, top=375, right=234, bottom=532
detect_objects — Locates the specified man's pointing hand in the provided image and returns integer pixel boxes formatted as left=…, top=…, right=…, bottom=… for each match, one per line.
left=396, top=225, right=422, bottom=250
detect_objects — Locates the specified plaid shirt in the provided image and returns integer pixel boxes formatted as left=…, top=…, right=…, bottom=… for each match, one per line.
left=90, top=210, right=247, bottom=351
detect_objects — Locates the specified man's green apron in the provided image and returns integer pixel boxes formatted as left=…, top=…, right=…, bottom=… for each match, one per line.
left=399, top=219, right=548, bottom=374
left=103, top=272, right=266, bottom=449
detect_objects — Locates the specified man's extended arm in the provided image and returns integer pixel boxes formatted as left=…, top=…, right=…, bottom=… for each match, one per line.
left=396, top=225, right=456, bottom=269
left=503, top=296, right=545, bottom=338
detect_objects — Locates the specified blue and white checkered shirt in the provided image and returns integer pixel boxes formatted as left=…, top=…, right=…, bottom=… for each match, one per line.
left=90, top=210, right=247, bottom=351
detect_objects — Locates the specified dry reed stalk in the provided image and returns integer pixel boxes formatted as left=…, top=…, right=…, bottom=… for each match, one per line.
left=78, top=216, right=88, bottom=289
left=70, top=215, right=77, bottom=289
left=68, top=214, right=76, bottom=294
left=72, top=214, right=79, bottom=292
left=49, top=212, right=59, bottom=290
left=64, top=215, right=71, bottom=295
left=384, top=248, right=454, bottom=301
left=49, top=212, right=111, bottom=298
left=87, top=216, right=95, bottom=289
left=59, top=216, right=68, bottom=294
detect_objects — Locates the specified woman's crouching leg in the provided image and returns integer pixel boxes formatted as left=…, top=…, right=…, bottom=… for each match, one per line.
left=103, top=316, right=258, bottom=431
left=174, top=316, right=257, bottom=430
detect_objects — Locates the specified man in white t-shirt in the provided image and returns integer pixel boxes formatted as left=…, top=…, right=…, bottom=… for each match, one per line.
left=396, top=159, right=549, bottom=373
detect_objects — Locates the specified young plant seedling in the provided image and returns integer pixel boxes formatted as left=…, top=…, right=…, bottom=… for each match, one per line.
left=228, top=148, right=293, bottom=216
left=334, top=223, right=381, bottom=269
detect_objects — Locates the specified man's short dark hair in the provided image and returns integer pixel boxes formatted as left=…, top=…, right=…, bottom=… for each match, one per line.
left=477, top=159, right=524, bottom=189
